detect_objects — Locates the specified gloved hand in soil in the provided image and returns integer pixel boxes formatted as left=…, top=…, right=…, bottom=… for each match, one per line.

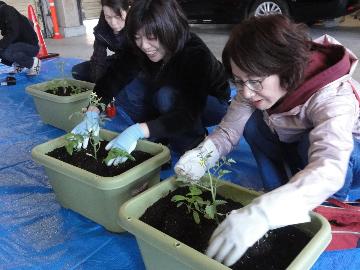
left=174, top=139, right=220, bottom=182
left=206, top=203, right=269, bottom=266
left=71, top=111, right=100, bottom=149
left=105, top=123, right=145, bottom=166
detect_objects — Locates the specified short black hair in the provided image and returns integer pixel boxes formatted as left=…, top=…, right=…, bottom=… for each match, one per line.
left=101, top=0, right=130, bottom=17
left=126, top=0, right=190, bottom=58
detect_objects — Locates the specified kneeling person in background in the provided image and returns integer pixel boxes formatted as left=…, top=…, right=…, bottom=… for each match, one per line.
left=0, top=1, right=41, bottom=76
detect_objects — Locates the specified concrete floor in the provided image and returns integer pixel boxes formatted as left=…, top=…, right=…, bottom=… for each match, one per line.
left=45, top=15, right=360, bottom=81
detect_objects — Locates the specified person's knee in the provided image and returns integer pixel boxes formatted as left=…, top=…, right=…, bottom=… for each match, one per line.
left=1, top=47, right=12, bottom=61
left=154, top=86, right=176, bottom=113
left=71, top=64, right=82, bottom=80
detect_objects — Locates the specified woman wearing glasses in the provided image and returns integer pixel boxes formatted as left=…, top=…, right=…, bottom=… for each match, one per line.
left=175, top=15, right=360, bottom=266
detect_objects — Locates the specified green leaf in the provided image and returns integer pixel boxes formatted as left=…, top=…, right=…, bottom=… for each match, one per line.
left=193, top=211, right=200, bottom=224
left=187, top=186, right=202, bottom=196
left=194, top=202, right=200, bottom=212
left=176, top=202, right=184, bottom=208
left=171, top=195, right=187, bottom=202
left=103, top=147, right=135, bottom=165
left=215, top=200, right=227, bottom=206
left=219, top=169, right=231, bottom=175
left=205, top=205, right=216, bottom=219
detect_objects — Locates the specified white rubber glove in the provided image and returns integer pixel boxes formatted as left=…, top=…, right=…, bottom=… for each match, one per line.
left=174, top=139, right=220, bottom=182
left=206, top=203, right=269, bottom=266
left=206, top=181, right=313, bottom=266
left=71, top=111, right=100, bottom=149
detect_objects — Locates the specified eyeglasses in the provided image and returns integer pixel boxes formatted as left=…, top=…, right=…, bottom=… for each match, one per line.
left=230, top=78, right=264, bottom=93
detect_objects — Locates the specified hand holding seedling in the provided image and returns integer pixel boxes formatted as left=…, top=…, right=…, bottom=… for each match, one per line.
left=174, top=155, right=235, bottom=225
left=71, top=92, right=106, bottom=149
left=71, top=111, right=100, bottom=149
left=174, top=139, right=220, bottom=181
left=105, top=124, right=145, bottom=166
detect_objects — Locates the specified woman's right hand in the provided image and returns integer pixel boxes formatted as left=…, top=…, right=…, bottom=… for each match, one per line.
left=174, top=139, right=220, bottom=182
left=71, top=111, right=100, bottom=149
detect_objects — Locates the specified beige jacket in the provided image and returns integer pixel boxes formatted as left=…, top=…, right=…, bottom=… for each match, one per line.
left=207, top=35, right=360, bottom=228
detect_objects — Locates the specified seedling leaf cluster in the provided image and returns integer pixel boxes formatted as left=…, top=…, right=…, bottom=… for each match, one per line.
left=64, top=92, right=134, bottom=165
left=173, top=154, right=236, bottom=224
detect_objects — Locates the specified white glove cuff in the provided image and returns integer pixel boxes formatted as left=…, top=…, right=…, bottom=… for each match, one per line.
left=252, top=185, right=312, bottom=229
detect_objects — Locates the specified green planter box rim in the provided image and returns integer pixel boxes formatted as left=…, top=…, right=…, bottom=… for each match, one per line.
left=32, top=129, right=171, bottom=189
left=118, top=177, right=332, bottom=270
left=26, top=78, right=94, bottom=103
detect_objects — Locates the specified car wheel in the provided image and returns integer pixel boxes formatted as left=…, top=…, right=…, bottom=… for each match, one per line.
left=248, top=0, right=289, bottom=18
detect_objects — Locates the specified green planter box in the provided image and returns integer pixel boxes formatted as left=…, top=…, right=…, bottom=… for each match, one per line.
left=26, top=79, right=94, bottom=132
left=32, top=129, right=171, bottom=232
left=118, top=177, right=332, bottom=270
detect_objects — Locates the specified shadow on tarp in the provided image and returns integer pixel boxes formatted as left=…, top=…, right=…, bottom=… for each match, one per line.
left=0, top=57, right=359, bottom=269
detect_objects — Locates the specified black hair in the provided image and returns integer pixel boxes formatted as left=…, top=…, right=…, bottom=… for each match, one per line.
left=222, top=14, right=311, bottom=91
left=101, top=0, right=130, bottom=17
left=126, top=0, right=190, bottom=58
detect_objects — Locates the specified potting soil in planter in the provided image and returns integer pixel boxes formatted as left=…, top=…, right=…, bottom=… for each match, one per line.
left=47, top=141, right=153, bottom=177
left=45, top=86, right=91, bottom=96
left=140, top=186, right=311, bottom=270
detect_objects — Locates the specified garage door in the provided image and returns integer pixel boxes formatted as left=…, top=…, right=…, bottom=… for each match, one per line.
left=3, top=0, right=37, bottom=17
left=81, top=0, right=101, bottom=19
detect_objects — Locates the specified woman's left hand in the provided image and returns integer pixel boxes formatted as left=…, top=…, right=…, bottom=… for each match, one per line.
left=206, top=204, right=269, bottom=266
left=105, top=123, right=145, bottom=166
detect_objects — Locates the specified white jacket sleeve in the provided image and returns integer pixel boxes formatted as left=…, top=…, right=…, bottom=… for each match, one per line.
left=253, top=84, right=359, bottom=229
left=208, top=93, right=254, bottom=156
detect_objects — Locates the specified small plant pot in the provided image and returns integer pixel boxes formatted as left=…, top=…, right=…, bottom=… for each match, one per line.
left=26, top=79, right=94, bottom=132
left=118, top=177, right=332, bottom=270
left=32, top=129, right=171, bottom=232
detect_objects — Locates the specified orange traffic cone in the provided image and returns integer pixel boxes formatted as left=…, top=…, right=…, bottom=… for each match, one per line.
left=28, top=4, right=59, bottom=59
left=48, top=0, right=63, bottom=39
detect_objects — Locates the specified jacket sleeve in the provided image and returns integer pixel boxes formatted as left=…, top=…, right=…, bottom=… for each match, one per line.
left=207, top=93, right=254, bottom=156
left=93, top=50, right=138, bottom=105
left=147, top=47, right=229, bottom=138
left=0, top=7, right=20, bottom=50
left=89, top=38, right=108, bottom=82
left=252, top=82, right=359, bottom=229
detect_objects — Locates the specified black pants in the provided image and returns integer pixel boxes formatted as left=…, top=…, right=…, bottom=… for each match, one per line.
left=0, top=42, right=39, bottom=68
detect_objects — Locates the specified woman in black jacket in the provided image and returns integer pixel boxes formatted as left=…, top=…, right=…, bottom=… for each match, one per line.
left=71, top=0, right=131, bottom=83
left=0, top=1, right=40, bottom=76
left=72, top=0, right=230, bottom=164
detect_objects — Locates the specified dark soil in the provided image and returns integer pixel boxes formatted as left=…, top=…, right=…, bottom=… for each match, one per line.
left=45, top=86, right=90, bottom=96
left=47, top=141, right=153, bottom=177
left=140, top=186, right=312, bottom=270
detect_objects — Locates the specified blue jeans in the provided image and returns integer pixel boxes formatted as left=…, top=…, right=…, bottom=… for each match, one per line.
left=0, top=42, right=39, bottom=68
left=243, top=110, right=360, bottom=200
left=116, top=77, right=229, bottom=153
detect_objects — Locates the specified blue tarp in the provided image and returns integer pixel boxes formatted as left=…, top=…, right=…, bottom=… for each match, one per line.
left=0, top=57, right=359, bottom=269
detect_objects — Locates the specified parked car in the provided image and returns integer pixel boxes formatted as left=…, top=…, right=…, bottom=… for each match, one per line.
left=178, top=0, right=360, bottom=24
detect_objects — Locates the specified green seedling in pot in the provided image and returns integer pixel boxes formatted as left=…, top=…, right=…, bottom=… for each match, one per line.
left=47, top=61, right=90, bottom=95
left=64, top=133, right=84, bottom=155
left=63, top=130, right=102, bottom=160
left=104, top=147, right=135, bottom=165
left=173, top=154, right=236, bottom=224
left=70, top=92, right=107, bottom=123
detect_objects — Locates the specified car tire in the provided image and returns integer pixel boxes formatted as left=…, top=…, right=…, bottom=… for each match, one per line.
left=247, top=0, right=289, bottom=18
